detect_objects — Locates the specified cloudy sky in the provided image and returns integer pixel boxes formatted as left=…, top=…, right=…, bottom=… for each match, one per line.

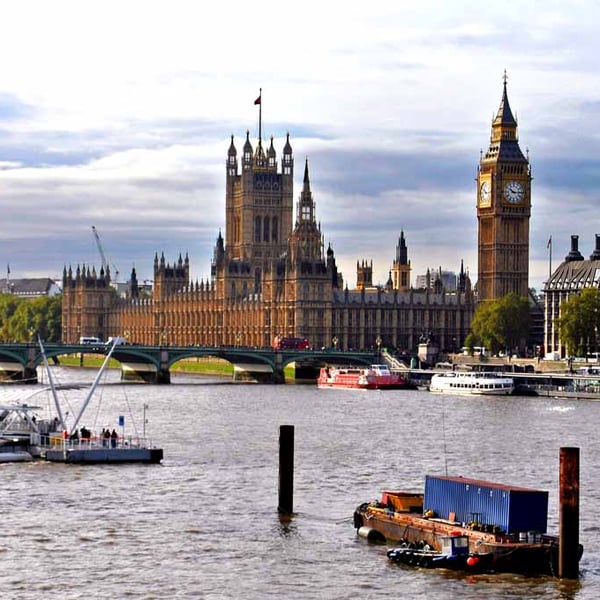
left=1, top=0, right=599, bottom=293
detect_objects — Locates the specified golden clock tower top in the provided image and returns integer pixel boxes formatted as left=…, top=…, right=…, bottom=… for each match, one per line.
left=477, top=72, right=531, bottom=302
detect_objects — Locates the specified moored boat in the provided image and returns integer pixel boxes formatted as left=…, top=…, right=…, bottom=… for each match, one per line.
left=386, top=534, right=495, bottom=573
left=43, top=443, right=163, bottom=464
left=36, top=338, right=163, bottom=465
left=318, top=364, right=411, bottom=390
left=0, top=400, right=61, bottom=462
left=353, top=474, right=583, bottom=576
left=429, top=371, right=514, bottom=395
left=0, top=338, right=164, bottom=466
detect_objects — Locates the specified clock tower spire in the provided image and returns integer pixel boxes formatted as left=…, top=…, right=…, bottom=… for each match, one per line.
left=476, top=71, right=531, bottom=301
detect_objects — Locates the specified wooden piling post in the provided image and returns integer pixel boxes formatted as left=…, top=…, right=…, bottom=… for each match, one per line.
left=559, top=446, right=580, bottom=579
left=278, top=425, right=294, bottom=514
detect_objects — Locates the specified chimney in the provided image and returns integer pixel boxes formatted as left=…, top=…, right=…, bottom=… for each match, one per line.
left=565, top=235, right=584, bottom=262
left=590, top=234, right=600, bottom=261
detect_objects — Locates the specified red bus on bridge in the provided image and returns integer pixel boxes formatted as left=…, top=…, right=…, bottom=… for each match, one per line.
left=272, top=336, right=310, bottom=350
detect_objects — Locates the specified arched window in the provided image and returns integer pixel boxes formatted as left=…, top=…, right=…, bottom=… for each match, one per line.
left=254, top=216, right=261, bottom=242
left=264, top=216, right=270, bottom=242
left=272, top=216, right=278, bottom=242
left=254, top=268, right=261, bottom=293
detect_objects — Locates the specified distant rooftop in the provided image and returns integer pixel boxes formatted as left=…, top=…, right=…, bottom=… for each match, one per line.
left=2, top=278, right=61, bottom=297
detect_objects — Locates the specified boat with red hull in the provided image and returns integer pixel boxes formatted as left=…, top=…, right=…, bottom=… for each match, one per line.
left=318, top=364, right=410, bottom=390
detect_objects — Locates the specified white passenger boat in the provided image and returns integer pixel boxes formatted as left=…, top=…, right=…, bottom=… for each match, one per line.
left=429, top=371, right=514, bottom=395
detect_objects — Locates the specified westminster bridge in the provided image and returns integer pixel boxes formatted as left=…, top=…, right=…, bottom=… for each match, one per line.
left=0, top=343, right=380, bottom=384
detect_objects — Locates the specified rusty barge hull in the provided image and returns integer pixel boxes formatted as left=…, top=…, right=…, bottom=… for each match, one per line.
left=354, top=504, right=579, bottom=576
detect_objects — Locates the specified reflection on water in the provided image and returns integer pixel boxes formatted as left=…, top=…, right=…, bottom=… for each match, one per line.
left=1, top=367, right=599, bottom=599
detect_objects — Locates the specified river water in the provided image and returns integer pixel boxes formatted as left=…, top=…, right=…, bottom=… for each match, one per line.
left=1, top=367, right=600, bottom=599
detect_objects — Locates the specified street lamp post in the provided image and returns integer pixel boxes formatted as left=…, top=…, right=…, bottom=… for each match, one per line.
left=376, top=336, right=382, bottom=356
left=332, top=336, right=338, bottom=351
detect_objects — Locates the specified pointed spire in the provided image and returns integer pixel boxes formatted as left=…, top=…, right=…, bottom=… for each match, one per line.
left=493, top=70, right=517, bottom=128
left=303, top=157, right=310, bottom=190
left=396, top=230, right=408, bottom=265
left=228, top=134, right=236, bottom=157
left=283, top=131, right=292, bottom=154
left=483, top=71, right=526, bottom=161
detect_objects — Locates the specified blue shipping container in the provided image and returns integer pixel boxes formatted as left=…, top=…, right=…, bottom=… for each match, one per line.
left=423, top=475, right=548, bottom=534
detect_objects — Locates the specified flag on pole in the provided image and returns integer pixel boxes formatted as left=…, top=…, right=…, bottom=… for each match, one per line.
left=254, top=94, right=261, bottom=105
left=547, top=235, right=552, bottom=249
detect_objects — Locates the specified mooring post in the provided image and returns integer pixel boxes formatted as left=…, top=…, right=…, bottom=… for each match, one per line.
left=278, top=425, right=294, bottom=514
left=559, top=446, right=580, bottom=579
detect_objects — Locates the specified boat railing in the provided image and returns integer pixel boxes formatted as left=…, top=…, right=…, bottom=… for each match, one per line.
left=42, top=433, right=154, bottom=450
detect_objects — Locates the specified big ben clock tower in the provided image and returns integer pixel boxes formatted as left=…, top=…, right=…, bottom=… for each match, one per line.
left=477, top=72, right=531, bottom=302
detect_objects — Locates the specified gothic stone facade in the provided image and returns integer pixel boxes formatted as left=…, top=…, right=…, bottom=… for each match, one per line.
left=62, top=128, right=476, bottom=352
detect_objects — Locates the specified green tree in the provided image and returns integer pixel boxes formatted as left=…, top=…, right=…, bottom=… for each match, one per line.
left=468, top=293, right=530, bottom=355
left=557, top=288, right=600, bottom=357
left=0, top=294, right=62, bottom=342
left=0, top=294, right=19, bottom=341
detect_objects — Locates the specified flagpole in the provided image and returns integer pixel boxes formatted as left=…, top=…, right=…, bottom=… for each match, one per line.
left=258, top=87, right=262, bottom=144
left=548, top=236, right=553, bottom=280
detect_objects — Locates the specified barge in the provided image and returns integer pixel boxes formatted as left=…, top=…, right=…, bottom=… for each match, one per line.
left=353, top=474, right=583, bottom=576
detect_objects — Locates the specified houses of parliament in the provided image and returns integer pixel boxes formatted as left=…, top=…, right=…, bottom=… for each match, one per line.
left=61, top=78, right=531, bottom=353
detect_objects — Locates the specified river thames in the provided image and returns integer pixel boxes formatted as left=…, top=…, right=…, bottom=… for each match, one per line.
left=1, top=367, right=600, bottom=599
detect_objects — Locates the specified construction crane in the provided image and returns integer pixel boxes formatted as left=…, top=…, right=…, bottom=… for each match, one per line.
left=91, top=226, right=119, bottom=283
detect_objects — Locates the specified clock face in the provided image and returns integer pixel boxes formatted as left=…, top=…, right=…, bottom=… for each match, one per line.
left=504, top=181, right=525, bottom=203
left=480, top=181, right=491, bottom=204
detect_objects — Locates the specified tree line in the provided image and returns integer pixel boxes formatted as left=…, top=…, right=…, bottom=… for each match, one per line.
left=0, top=293, right=62, bottom=342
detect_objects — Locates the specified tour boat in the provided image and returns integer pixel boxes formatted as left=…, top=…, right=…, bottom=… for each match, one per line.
left=429, top=371, right=514, bottom=395
left=317, top=364, right=409, bottom=390
left=353, top=474, right=583, bottom=576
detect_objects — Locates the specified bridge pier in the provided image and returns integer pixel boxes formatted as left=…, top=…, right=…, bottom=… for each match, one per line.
left=156, top=368, right=171, bottom=384
left=271, top=367, right=285, bottom=384
left=23, top=366, right=38, bottom=384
